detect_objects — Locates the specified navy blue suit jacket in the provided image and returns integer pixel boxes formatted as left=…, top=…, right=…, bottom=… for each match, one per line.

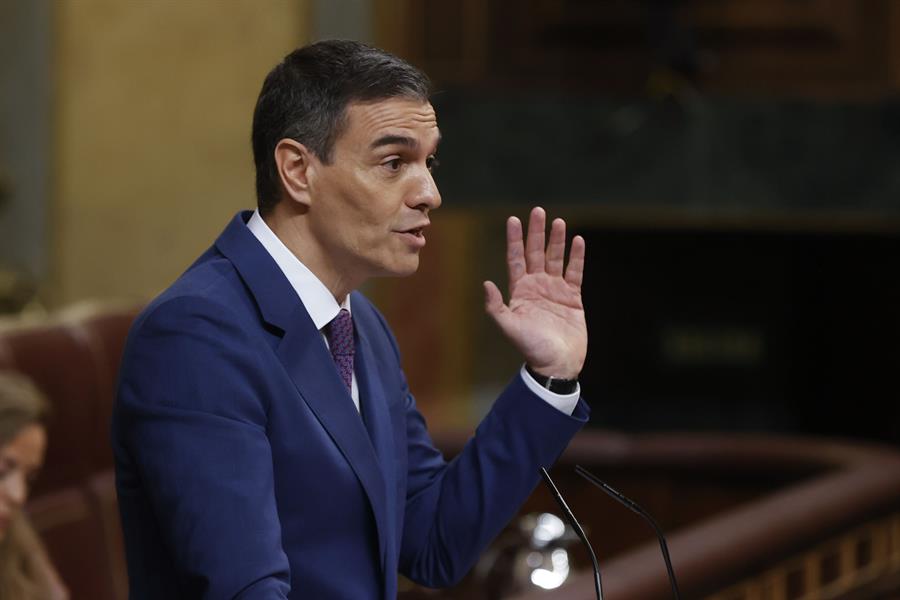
left=112, top=211, right=589, bottom=599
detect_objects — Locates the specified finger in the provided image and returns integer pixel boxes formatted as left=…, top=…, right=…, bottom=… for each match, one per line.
left=483, top=280, right=509, bottom=323
left=545, top=218, right=566, bottom=277
left=524, top=206, right=546, bottom=274
left=564, top=235, right=585, bottom=288
left=506, top=216, right=526, bottom=287
left=483, top=280, right=516, bottom=337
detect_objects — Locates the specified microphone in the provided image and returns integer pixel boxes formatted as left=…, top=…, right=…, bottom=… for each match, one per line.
left=539, top=467, right=604, bottom=600
left=575, top=465, right=682, bottom=600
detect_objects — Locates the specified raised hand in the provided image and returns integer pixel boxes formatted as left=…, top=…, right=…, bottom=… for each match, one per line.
left=483, top=207, right=587, bottom=380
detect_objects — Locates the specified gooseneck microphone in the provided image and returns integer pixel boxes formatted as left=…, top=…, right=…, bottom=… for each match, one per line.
left=575, top=465, right=682, bottom=600
left=539, top=467, right=604, bottom=600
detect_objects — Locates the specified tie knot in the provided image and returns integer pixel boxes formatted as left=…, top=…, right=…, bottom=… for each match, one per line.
left=327, top=309, right=354, bottom=357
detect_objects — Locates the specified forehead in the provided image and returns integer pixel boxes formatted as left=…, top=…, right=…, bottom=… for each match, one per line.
left=342, top=98, right=439, bottom=145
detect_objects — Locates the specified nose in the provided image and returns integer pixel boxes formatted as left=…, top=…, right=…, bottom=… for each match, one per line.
left=409, top=167, right=441, bottom=212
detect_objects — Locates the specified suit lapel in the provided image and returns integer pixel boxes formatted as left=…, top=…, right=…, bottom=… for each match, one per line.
left=214, top=211, right=297, bottom=332
left=356, top=323, right=396, bottom=496
left=214, top=211, right=390, bottom=574
left=276, top=312, right=389, bottom=572
left=355, top=323, right=399, bottom=575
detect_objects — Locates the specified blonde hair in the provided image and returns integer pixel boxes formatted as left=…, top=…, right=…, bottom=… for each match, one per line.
left=0, top=373, right=48, bottom=444
left=0, top=372, right=64, bottom=600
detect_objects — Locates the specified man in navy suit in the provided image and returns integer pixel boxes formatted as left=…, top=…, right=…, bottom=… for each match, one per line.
left=112, top=40, right=590, bottom=599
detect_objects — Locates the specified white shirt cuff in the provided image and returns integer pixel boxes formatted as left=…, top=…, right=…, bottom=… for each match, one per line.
left=519, top=364, right=580, bottom=416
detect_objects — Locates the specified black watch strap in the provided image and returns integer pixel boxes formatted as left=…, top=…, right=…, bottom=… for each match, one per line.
left=525, top=365, right=578, bottom=395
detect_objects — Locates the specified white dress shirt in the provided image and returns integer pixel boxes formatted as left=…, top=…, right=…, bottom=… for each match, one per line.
left=246, top=210, right=579, bottom=416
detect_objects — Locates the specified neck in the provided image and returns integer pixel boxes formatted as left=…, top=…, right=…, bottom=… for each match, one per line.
left=262, top=205, right=359, bottom=303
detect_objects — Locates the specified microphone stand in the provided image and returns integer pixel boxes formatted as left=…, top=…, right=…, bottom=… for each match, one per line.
left=575, top=465, right=682, bottom=600
left=540, top=467, right=603, bottom=600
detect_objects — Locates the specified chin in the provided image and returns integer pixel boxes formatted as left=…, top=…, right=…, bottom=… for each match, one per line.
left=379, top=257, right=420, bottom=278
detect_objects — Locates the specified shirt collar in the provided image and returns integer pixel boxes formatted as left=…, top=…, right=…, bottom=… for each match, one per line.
left=246, top=209, right=350, bottom=331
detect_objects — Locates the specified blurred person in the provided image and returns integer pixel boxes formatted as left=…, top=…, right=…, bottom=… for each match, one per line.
left=113, top=40, right=589, bottom=599
left=0, top=372, right=67, bottom=600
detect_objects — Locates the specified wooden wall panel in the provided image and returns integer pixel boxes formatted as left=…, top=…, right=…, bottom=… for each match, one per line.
left=384, top=0, right=900, bottom=99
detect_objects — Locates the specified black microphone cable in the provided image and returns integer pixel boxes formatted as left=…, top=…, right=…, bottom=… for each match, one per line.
left=575, top=465, right=681, bottom=600
left=539, top=467, right=603, bottom=600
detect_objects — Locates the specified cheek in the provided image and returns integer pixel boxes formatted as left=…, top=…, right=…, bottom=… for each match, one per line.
left=324, top=180, right=406, bottom=253
left=353, top=203, right=398, bottom=232
left=330, top=196, right=389, bottom=240
left=347, top=208, right=399, bottom=246
left=345, top=176, right=404, bottom=223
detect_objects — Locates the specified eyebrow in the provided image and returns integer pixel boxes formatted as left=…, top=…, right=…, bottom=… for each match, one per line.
left=370, top=132, right=442, bottom=152
left=371, top=135, right=416, bottom=150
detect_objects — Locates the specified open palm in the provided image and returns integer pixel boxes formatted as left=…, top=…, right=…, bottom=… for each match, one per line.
left=484, top=207, right=587, bottom=380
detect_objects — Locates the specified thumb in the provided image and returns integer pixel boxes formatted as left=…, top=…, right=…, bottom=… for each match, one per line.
left=484, top=281, right=514, bottom=337
left=483, top=280, right=505, bottom=317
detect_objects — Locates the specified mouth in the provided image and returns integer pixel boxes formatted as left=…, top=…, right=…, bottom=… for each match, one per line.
left=394, top=223, right=429, bottom=248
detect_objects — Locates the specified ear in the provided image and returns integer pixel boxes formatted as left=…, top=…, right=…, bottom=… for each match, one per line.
left=274, top=138, right=318, bottom=208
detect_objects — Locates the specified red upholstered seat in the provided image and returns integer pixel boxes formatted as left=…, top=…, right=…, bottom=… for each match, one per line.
left=61, top=304, right=141, bottom=473
left=0, top=337, right=16, bottom=370
left=0, top=304, right=141, bottom=600
left=86, top=470, right=128, bottom=600
left=27, top=486, right=118, bottom=600
left=1, top=323, right=103, bottom=497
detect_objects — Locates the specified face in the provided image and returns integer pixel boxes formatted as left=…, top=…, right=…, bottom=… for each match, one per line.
left=304, top=98, right=442, bottom=289
left=0, top=423, right=46, bottom=540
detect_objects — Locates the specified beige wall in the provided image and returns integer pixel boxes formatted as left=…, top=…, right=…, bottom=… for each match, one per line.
left=50, top=0, right=309, bottom=306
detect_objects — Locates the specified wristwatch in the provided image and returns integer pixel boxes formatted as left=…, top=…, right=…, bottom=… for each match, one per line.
left=525, top=364, right=578, bottom=395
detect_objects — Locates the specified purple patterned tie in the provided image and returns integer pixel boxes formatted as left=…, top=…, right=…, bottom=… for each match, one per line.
left=326, top=309, right=354, bottom=392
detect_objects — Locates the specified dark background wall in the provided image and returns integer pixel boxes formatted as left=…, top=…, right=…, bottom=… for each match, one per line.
left=370, top=0, right=900, bottom=444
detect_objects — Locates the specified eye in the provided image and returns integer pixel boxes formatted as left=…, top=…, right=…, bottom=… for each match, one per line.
left=383, top=158, right=402, bottom=172
left=426, top=155, right=440, bottom=172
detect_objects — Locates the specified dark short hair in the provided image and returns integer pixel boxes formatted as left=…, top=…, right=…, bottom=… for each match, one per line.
left=251, top=40, right=431, bottom=213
